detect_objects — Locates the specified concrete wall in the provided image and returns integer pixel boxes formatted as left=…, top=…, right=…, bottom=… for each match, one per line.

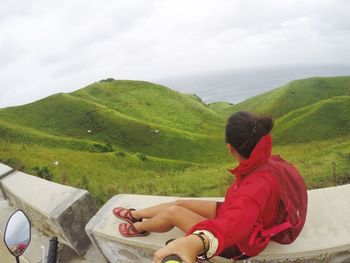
left=86, top=185, right=350, bottom=263
left=0, top=163, right=98, bottom=258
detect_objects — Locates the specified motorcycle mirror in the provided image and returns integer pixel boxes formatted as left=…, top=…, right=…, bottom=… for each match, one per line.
left=4, top=210, right=31, bottom=260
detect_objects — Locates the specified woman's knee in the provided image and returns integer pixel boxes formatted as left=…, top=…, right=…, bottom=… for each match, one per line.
left=162, top=205, right=182, bottom=220
left=174, top=199, right=186, bottom=207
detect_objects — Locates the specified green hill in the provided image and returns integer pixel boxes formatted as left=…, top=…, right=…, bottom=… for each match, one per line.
left=72, top=80, right=224, bottom=135
left=208, top=102, right=236, bottom=116
left=0, top=81, right=228, bottom=163
left=273, top=96, right=350, bottom=144
left=211, top=76, right=350, bottom=145
left=0, top=80, right=233, bottom=205
left=227, top=76, right=350, bottom=118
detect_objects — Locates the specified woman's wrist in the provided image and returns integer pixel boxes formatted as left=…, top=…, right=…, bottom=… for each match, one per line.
left=186, top=234, right=208, bottom=256
left=192, top=230, right=219, bottom=259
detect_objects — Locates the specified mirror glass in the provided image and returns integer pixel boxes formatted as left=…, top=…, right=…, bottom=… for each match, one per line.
left=4, top=210, right=31, bottom=257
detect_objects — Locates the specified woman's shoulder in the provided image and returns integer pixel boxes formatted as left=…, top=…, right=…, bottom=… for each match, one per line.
left=245, top=168, right=275, bottom=187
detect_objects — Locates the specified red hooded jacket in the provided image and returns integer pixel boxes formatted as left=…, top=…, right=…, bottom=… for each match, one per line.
left=187, top=135, right=279, bottom=257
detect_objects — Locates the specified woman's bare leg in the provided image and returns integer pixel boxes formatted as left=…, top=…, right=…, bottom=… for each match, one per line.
left=132, top=199, right=217, bottom=220
left=131, top=202, right=177, bottom=220
left=133, top=205, right=206, bottom=233
left=175, top=199, right=217, bottom=219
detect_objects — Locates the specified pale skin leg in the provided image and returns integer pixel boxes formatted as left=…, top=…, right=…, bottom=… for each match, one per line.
left=130, top=199, right=218, bottom=233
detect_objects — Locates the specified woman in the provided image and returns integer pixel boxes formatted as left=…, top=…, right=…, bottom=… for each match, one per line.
left=114, top=111, right=282, bottom=262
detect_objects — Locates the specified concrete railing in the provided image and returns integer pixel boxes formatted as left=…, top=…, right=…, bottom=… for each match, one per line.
left=0, top=163, right=97, bottom=256
left=86, top=185, right=350, bottom=263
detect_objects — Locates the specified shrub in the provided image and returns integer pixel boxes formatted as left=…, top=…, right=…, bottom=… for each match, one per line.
left=80, top=175, right=90, bottom=190
left=136, top=152, right=147, bottom=161
left=3, top=158, right=16, bottom=167
left=91, top=143, right=114, bottom=153
left=115, top=151, right=127, bottom=158
left=60, top=171, right=69, bottom=185
left=99, top=78, right=116, bottom=82
left=335, top=172, right=350, bottom=185
left=33, top=166, right=53, bottom=181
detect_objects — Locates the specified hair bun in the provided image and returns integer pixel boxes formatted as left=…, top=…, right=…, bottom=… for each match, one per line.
left=225, top=111, right=273, bottom=158
left=256, top=116, right=274, bottom=136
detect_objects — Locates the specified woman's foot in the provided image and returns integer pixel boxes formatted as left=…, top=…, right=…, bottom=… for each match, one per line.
left=119, top=222, right=150, bottom=237
left=113, top=207, right=142, bottom=224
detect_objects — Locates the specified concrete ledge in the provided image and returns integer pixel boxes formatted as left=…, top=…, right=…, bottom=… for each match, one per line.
left=86, top=185, right=350, bottom=263
left=0, top=170, right=97, bottom=255
left=0, top=163, right=15, bottom=199
left=0, top=163, right=14, bottom=177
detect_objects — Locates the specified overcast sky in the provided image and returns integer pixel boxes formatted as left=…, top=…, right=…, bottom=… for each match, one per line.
left=1, top=0, right=350, bottom=107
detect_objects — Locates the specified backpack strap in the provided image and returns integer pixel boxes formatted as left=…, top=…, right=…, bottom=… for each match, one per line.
left=248, top=220, right=294, bottom=246
left=261, top=221, right=292, bottom=238
left=260, top=200, right=300, bottom=238
left=248, top=223, right=264, bottom=246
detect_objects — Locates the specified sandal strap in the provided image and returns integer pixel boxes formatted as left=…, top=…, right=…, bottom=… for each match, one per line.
left=119, top=223, right=150, bottom=237
left=127, top=209, right=141, bottom=222
left=114, top=207, right=142, bottom=223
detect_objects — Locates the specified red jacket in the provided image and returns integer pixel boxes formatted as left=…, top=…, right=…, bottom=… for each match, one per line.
left=187, top=135, right=279, bottom=257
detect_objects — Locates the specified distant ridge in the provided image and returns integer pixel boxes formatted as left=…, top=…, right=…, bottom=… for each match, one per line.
left=210, top=76, right=350, bottom=144
left=273, top=96, right=350, bottom=144
left=228, top=76, right=350, bottom=117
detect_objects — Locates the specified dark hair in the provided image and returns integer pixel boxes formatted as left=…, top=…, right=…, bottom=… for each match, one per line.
left=225, top=111, right=274, bottom=158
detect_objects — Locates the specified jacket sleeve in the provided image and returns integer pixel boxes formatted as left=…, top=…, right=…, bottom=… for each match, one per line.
left=187, top=175, right=272, bottom=256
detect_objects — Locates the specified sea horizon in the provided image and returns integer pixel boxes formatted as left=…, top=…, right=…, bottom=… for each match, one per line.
left=155, top=64, right=350, bottom=104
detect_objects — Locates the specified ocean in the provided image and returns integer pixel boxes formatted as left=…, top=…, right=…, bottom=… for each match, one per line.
left=156, top=65, right=350, bottom=104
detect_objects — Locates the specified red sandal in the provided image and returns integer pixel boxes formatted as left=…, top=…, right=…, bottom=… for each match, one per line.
left=112, top=207, right=142, bottom=224
left=119, top=223, right=150, bottom=237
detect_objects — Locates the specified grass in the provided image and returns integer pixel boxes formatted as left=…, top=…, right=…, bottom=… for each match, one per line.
left=1, top=136, right=349, bottom=207
left=273, top=96, right=350, bottom=144
left=0, top=140, right=231, bottom=206
left=72, top=80, right=224, bottom=135
left=208, top=102, right=236, bottom=116
left=0, top=83, right=228, bottom=163
left=1, top=77, right=350, bottom=206
left=227, top=76, right=350, bottom=119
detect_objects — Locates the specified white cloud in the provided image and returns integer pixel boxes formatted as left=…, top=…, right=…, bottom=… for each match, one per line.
left=0, top=0, right=350, bottom=107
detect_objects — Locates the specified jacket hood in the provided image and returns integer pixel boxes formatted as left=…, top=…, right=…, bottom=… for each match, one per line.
left=230, top=134, right=272, bottom=177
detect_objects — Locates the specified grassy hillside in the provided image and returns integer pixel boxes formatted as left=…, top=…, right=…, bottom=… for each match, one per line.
left=0, top=119, right=100, bottom=152
left=227, top=76, right=350, bottom=118
left=1, top=77, right=349, bottom=206
left=0, top=140, right=234, bottom=205
left=211, top=76, right=350, bottom=145
left=0, top=81, right=228, bottom=163
left=1, top=133, right=349, bottom=206
left=72, top=80, right=224, bottom=135
left=208, top=102, right=236, bottom=116
left=0, top=80, right=232, bottom=205
left=273, top=96, right=350, bottom=144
